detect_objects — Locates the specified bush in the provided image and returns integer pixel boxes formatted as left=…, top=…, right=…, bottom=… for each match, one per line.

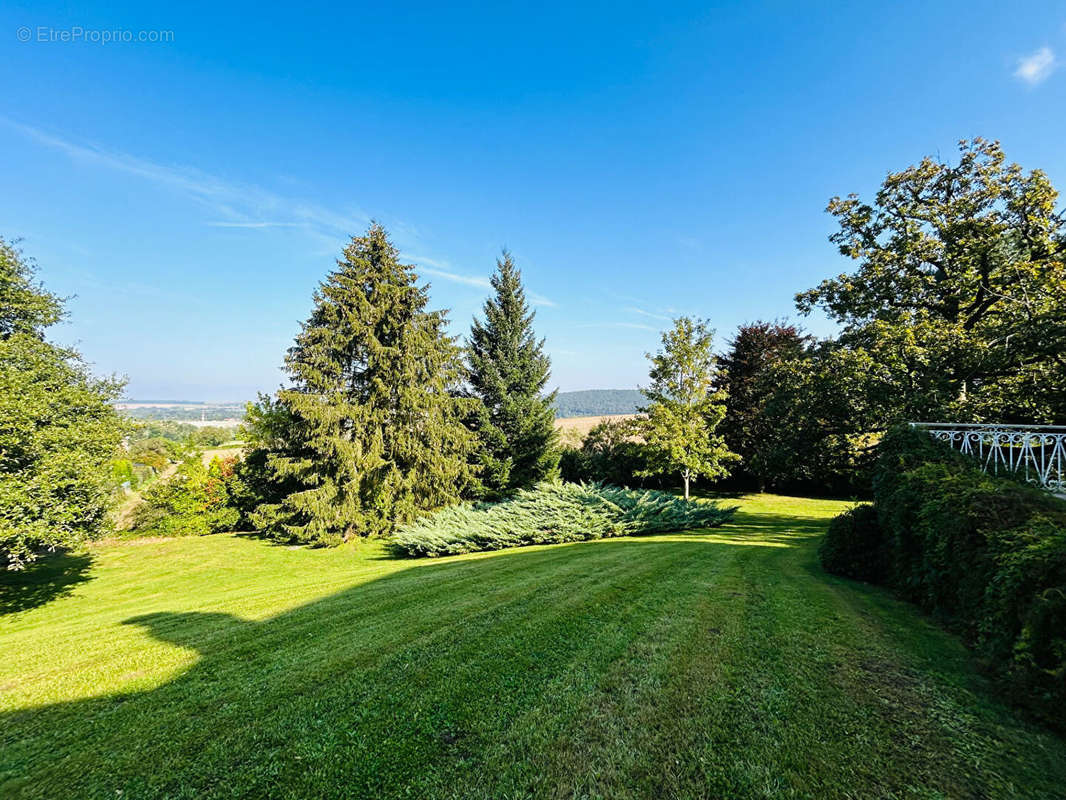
left=860, top=424, right=1066, bottom=728
left=558, top=419, right=671, bottom=489
left=391, top=482, right=737, bottom=557
left=819, top=504, right=885, bottom=582
left=131, top=456, right=241, bottom=537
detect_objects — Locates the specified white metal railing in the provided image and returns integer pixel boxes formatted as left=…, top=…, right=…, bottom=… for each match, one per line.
left=910, top=422, right=1066, bottom=494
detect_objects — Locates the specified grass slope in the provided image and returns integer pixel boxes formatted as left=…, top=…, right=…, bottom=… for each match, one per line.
left=2, top=494, right=1065, bottom=799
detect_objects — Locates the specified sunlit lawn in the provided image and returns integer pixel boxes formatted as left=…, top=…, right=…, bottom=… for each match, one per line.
left=2, top=494, right=1065, bottom=799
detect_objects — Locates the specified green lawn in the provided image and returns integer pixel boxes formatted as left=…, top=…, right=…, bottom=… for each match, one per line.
left=2, top=494, right=1065, bottom=799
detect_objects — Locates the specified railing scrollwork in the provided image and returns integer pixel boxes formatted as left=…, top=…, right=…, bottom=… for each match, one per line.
left=910, top=423, right=1066, bottom=494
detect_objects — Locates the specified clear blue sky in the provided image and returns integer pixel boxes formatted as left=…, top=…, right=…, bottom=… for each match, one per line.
left=2, top=1, right=1063, bottom=401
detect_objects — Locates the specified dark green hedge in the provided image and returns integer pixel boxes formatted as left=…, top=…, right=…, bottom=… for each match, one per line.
left=822, top=425, right=1066, bottom=728
left=818, top=504, right=886, bottom=583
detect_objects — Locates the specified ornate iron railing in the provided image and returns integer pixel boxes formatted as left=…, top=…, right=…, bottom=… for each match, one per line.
left=910, top=423, right=1066, bottom=494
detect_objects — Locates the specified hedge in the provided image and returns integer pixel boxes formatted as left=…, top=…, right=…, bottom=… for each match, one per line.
left=821, top=425, right=1066, bottom=728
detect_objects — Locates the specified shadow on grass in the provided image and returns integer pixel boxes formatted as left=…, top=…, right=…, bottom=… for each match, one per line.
left=1, top=538, right=733, bottom=798
left=3, top=519, right=1063, bottom=799
left=0, top=551, right=94, bottom=615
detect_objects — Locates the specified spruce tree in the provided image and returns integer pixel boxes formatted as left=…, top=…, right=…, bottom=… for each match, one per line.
left=253, top=224, right=474, bottom=543
left=466, top=252, right=558, bottom=496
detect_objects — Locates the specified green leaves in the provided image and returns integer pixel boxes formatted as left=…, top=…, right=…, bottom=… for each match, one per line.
left=799, top=138, right=1066, bottom=423
left=0, top=239, right=126, bottom=569
left=633, top=317, right=737, bottom=498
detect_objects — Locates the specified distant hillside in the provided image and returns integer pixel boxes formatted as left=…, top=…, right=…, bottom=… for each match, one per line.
left=554, top=389, right=643, bottom=418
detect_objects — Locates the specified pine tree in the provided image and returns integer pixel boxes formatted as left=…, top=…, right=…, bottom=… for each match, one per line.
left=466, top=252, right=558, bottom=496
left=634, top=317, right=737, bottom=500
left=253, top=224, right=474, bottom=543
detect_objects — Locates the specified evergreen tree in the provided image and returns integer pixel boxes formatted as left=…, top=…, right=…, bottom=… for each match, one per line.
left=0, top=238, right=126, bottom=569
left=634, top=317, right=737, bottom=500
left=253, top=224, right=474, bottom=543
left=466, top=252, right=559, bottom=496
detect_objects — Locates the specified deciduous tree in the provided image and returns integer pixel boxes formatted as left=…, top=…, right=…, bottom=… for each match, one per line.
left=718, top=321, right=812, bottom=491
left=634, top=317, right=737, bottom=499
left=798, top=138, right=1066, bottom=423
left=0, top=238, right=125, bottom=569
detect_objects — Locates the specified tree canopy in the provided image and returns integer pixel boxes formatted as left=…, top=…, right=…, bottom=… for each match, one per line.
left=634, top=317, right=737, bottom=499
left=718, top=321, right=812, bottom=491
left=0, top=238, right=125, bottom=569
left=798, top=138, right=1066, bottom=423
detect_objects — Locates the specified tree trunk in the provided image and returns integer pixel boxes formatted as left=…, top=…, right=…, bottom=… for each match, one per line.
left=683, top=472, right=690, bottom=501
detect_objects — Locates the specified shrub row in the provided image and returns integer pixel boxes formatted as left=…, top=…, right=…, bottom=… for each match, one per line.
left=391, top=482, right=737, bottom=557
left=130, top=456, right=241, bottom=537
left=820, top=425, right=1066, bottom=728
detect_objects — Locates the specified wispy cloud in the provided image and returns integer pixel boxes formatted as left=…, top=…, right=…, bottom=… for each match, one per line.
left=1014, top=46, right=1056, bottom=85
left=407, top=254, right=557, bottom=307
left=579, top=321, right=658, bottom=332
left=206, top=221, right=303, bottom=229
left=5, top=118, right=557, bottom=305
left=623, top=306, right=671, bottom=322
left=419, top=265, right=492, bottom=290
left=2, top=118, right=368, bottom=238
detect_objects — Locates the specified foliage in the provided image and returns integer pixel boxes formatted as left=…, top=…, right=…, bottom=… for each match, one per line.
left=817, top=503, right=885, bottom=582
left=718, top=321, right=812, bottom=491
left=553, top=389, right=644, bottom=418
left=829, top=425, right=1066, bottom=728
left=0, top=238, right=126, bottom=569
left=251, top=224, right=475, bottom=544
left=465, top=252, right=558, bottom=496
left=390, top=481, right=737, bottom=557
left=754, top=342, right=883, bottom=494
left=131, top=456, right=241, bottom=537
left=558, top=418, right=663, bottom=488
left=798, top=138, right=1066, bottom=424
left=632, top=317, right=737, bottom=499
left=128, top=437, right=185, bottom=472
left=126, top=420, right=234, bottom=445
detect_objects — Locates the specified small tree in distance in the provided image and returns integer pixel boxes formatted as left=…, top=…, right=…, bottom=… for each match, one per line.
left=634, top=317, right=737, bottom=500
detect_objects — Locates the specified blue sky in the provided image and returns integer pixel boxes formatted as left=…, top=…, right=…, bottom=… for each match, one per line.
left=1, top=1, right=1064, bottom=401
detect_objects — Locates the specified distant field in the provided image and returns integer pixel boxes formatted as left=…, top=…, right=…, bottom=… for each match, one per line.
left=554, top=413, right=637, bottom=446
left=199, top=446, right=245, bottom=465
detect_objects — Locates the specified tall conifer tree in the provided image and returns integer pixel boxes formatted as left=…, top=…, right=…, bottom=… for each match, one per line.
left=253, top=224, right=473, bottom=543
left=466, top=252, right=558, bottom=496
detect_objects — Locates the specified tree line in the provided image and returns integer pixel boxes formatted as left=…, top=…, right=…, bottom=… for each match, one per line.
left=2, top=137, right=1063, bottom=567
